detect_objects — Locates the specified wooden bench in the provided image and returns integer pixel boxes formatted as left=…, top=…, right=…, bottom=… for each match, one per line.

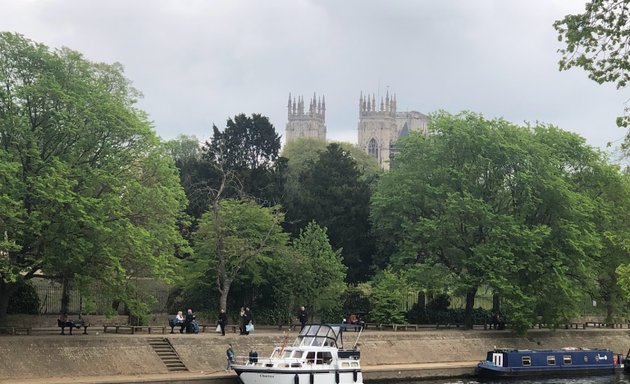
left=131, top=325, right=166, bottom=334
left=392, top=324, right=418, bottom=331
left=0, top=326, right=32, bottom=335
left=58, top=319, right=89, bottom=335
left=583, top=321, right=606, bottom=328
left=102, top=325, right=135, bottom=334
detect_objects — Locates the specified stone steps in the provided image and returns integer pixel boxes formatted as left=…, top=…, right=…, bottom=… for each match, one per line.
left=148, top=337, right=188, bottom=372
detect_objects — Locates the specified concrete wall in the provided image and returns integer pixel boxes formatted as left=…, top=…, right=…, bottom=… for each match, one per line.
left=1, top=329, right=630, bottom=380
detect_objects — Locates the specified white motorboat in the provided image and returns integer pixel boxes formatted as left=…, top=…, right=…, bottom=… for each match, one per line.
left=233, top=323, right=363, bottom=384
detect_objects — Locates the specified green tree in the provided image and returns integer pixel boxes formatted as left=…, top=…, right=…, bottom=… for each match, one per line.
left=203, top=114, right=284, bottom=206
left=190, top=198, right=288, bottom=312
left=0, top=33, right=187, bottom=322
left=369, top=268, right=408, bottom=324
left=281, top=138, right=380, bottom=198
left=554, top=0, right=630, bottom=136
left=265, top=222, right=346, bottom=322
left=284, top=143, right=375, bottom=283
left=372, top=111, right=607, bottom=331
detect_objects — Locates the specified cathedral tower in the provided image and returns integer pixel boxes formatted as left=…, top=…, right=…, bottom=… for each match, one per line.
left=285, top=93, right=326, bottom=143
left=357, top=91, right=429, bottom=169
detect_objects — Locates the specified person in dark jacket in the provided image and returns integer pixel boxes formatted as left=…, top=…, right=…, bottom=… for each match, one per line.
left=298, top=306, right=308, bottom=330
left=182, top=308, right=195, bottom=333
left=243, top=307, right=253, bottom=335
left=218, top=308, right=228, bottom=336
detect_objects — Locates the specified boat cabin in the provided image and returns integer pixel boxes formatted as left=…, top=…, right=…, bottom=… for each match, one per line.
left=476, top=347, right=622, bottom=378
left=256, top=324, right=360, bottom=369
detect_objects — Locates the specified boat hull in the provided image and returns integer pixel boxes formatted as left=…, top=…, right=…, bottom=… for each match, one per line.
left=476, top=364, right=620, bottom=378
left=234, top=368, right=363, bottom=384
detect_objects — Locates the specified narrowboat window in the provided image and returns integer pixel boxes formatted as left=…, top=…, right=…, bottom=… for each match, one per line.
left=547, top=356, right=556, bottom=365
left=563, top=355, right=572, bottom=364
left=306, top=352, right=316, bottom=364
left=522, top=356, right=531, bottom=366
left=292, top=350, right=303, bottom=359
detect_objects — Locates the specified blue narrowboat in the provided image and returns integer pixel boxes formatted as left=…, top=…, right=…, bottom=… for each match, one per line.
left=475, top=348, right=623, bottom=378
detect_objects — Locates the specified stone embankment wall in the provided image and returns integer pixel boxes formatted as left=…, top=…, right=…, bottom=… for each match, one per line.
left=1, top=329, right=629, bottom=381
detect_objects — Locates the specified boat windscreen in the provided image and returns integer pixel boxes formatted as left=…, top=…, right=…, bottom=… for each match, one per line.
left=294, top=324, right=340, bottom=347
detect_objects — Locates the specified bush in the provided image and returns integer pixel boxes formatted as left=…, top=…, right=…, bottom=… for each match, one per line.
left=406, top=304, right=492, bottom=325
left=7, top=281, right=40, bottom=314
left=254, top=308, right=293, bottom=326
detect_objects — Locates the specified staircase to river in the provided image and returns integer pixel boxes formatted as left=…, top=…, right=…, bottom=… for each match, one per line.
left=148, top=337, right=188, bottom=372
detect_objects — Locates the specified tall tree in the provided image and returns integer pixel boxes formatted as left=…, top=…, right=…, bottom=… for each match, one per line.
left=0, top=33, right=187, bottom=322
left=554, top=0, right=630, bottom=141
left=264, top=222, right=346, bottom=321
left=203, top=114, right=284, bottom=206
left=372, top=111, right=607, bottom=331
left=190, top=198, right=288, bottom=312
left=284, top=143, right=375, bottom=283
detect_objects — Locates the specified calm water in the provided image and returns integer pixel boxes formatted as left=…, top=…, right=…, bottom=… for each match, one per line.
left=398, top=373, right=630, bottom=384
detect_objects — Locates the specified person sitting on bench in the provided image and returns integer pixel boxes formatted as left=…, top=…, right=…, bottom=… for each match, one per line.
left=57, top=313, right=78, bottom=335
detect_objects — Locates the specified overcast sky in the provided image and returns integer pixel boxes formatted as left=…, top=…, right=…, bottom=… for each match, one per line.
left=1, top=0, right=627, bottom=153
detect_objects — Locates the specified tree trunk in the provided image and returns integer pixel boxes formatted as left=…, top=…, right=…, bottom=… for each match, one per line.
left=219, top=277, right=232, bottom=313
left=61, top=278, right=70, bottom=314
left=464, top=286, right=478, bottom=329
left=492, top=293, right=501, bottom=314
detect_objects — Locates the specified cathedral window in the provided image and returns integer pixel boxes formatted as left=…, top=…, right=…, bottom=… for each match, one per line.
left=368, top=138, right=379, bottom=159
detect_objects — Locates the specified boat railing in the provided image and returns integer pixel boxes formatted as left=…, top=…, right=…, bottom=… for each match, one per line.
left=235, top=355, right=338, bottom=367
left=235, top=356, right=307, bottom=367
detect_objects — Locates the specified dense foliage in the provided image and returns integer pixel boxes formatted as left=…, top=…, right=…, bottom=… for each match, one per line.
left=372, top=111, right=630, bottom=332
left=0, top=32, right=188, bottom=323
left=283, top=143, right=375, bottom=282
left=4, top=34, right=630, bottom=333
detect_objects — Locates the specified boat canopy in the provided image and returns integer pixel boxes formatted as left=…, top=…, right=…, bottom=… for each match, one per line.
left=292, top=324, right=346, bottom=349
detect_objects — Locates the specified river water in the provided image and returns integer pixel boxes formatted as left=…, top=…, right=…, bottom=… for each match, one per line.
left=400, top=373, right=630, bottom=384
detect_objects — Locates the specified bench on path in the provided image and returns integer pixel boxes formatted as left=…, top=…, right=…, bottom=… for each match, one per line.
left=392, top=324, right=418, bottom=331
left=0, top=326, right=32, bottom=335
left=168, top=318, right=184, bottom=333
left=102, top=324, right=135, bottom=334
left=58, top=319, right=89, bottom=335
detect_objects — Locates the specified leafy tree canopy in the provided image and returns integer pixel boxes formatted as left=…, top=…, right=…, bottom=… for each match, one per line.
left=554, top=0, right=630, bottom=140
left=189, top=198, right=288, bottom=312
left=284, top=143, right=375, bottom=283
left=372, top=111, right=614, bottom=331
left=202, top=114, right=284, bottom=206
left=0, top=32, right=188, bottom=321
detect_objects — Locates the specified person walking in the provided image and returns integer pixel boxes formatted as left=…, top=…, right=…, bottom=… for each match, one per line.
left=298, top=306, right=308, bottom=330
left=243, top=307, right=253, bottom=335
left=226, top=344, right=235, bottom=370
left=218, top=308, right=228, bottom=336
left=239, top=307, right=246, bottom=335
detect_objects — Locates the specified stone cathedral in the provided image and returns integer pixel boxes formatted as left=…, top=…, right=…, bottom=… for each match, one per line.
left=286, top=92, right=428, bottom=169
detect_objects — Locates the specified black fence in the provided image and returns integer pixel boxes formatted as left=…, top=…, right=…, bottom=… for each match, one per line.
left=32, top=278, right=171, bottom=315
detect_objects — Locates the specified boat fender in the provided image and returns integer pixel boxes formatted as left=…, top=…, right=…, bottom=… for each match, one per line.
left=335, top=371, right=339, bottom=384
left=310, top=372, right=314, bottom=384
left=614, top=355, right=619, bottom=365
left=294, top=374, right=299, bottom=384
left=353, top=370, right=358, bottom=383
